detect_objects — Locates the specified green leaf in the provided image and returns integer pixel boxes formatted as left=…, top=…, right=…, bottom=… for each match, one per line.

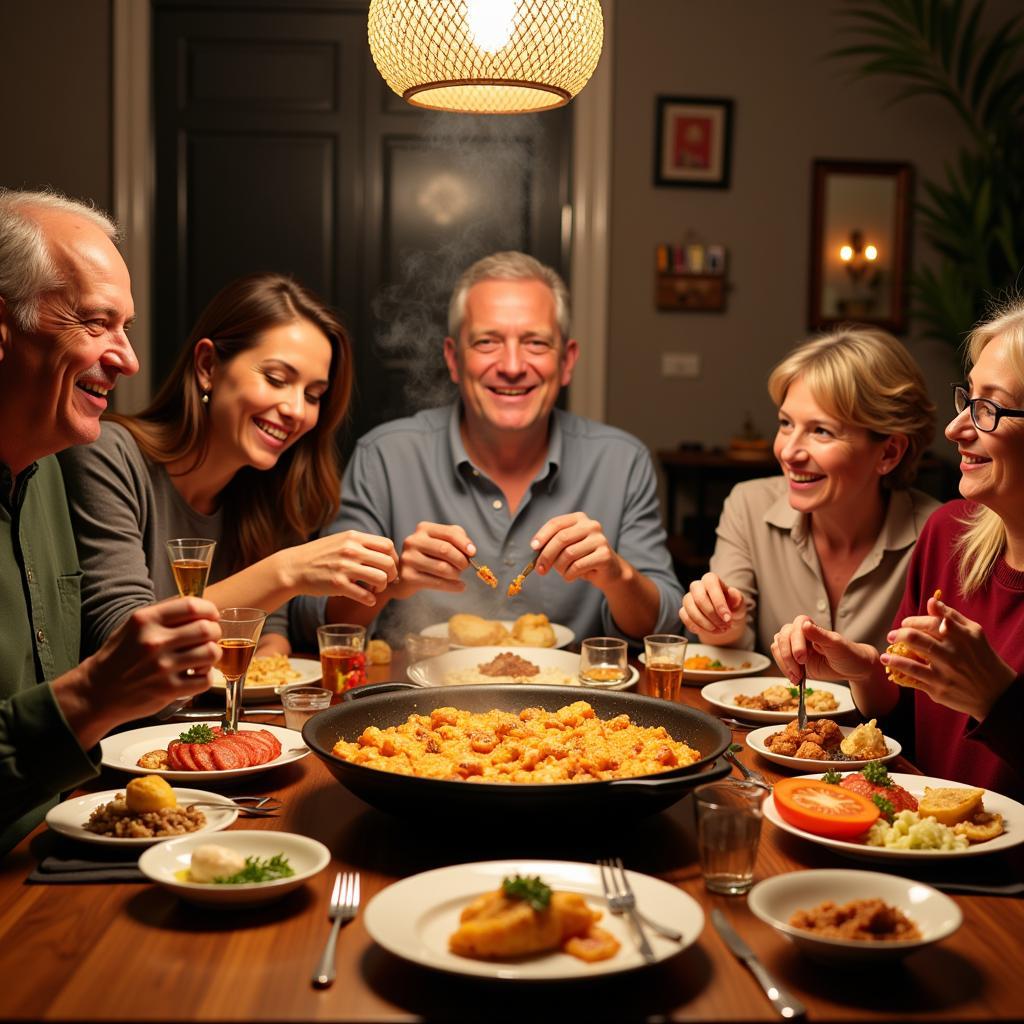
left=502, top=875, right=552, bottom=912
left=213, top=854, right=295, bottom=885
left=178, top=724, right=215, bottom=744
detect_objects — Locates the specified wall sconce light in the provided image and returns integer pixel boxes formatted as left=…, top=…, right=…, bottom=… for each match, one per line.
left=367, top=0, right=605, bottom=114
left=838, top=229, right=879, bottom=280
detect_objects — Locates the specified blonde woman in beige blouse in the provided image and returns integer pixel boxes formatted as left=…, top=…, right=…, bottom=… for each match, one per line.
left=678, top=328, right=938, bottom=655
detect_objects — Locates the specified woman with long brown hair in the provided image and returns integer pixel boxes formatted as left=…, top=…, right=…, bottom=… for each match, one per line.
left=60, top=272, right=397, bottom=654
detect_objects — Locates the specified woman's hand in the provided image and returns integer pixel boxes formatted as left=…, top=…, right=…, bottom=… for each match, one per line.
left=771, top=615, right=877, bottom=686
left=679, top=572, right=746, bottom=644
left=284, top=531, right=399, bottom=607
left=881, top=595, right=1017, bottom=721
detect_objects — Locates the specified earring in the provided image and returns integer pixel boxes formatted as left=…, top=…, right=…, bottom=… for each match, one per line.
left=201, top=389, right=210, bottom=405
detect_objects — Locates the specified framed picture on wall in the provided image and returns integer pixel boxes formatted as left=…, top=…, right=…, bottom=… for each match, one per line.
left=654, top=96, right=734, bottom=188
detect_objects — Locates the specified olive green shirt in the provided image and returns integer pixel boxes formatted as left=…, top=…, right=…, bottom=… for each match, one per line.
left=0, top=455, right=99, bottom=856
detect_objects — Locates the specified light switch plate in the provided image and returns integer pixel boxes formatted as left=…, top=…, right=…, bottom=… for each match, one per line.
left=661, top=351, right=701, bottom=378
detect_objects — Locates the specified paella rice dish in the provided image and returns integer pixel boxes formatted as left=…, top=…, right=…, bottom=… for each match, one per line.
left=330, top=700, right=702, bottom=783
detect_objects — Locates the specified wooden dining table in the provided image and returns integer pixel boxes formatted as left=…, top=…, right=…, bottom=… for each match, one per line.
left=1, top=651, right=1022, bottom=1023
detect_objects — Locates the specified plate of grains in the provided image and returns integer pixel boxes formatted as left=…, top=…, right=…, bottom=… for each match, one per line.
left=45, top=788, right=239, bottom=847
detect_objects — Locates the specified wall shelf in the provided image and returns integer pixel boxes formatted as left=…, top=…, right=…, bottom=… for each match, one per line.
left=656, top=272, right=727, bottom=312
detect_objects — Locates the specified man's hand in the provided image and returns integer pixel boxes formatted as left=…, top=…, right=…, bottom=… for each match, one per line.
left=55, top=597, right=222, bottom=748
left=679, top=572, right=747, bottom=645
left=392, top=522, right=476, bottom=598
left=529, top=512, right=625, bottom=589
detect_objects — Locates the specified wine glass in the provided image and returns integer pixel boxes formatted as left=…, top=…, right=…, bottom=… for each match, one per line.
left=219, top=607, right=267, bottom=733
left=166, top=538, right=216, bottom=598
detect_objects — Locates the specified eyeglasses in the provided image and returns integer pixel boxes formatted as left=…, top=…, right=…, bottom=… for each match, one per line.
left=952, top=384, right=1024, bottom=432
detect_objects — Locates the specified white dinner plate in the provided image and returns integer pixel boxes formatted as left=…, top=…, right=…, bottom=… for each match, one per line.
left=421, top=620, right=575, bottom=650
left=100, top=723, right=309, bottom=782
left=45, top=788, right=238, bottom=847
left=363, top=859, right=703, bottom=980
left=745, top=724, right=901, bottom=772
left=763, top=772, right=1024, bottom=860
left=407, top=646, right=637, bottom=691
left=208, top=656, right=321, bottom=704
left=748, top=869, right=962, bottom=964
left=701, top=677, right=856, bottom=722
left=139, top=831, right=330, bottom=907
left=639, top=644, right=771, bottom=684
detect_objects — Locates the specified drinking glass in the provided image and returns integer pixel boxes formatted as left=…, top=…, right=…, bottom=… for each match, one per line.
left=694, top=780, right=765, bottom=895
left=165, top=538, right=216, bottom=598
left=643, top=634, right=688, bottom=702
left=219, top=607, right=267, bottom=733
left=405, top=632, right=450, bottom=662
left=317, top=624, right=367, bottom=700
left=579, top=636, right=629, bottom=686
left=281, top=686, right=332, bottom=732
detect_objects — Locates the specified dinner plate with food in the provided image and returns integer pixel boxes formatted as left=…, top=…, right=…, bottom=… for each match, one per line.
left=45, top=777, right=238, bottom=846
left=138, top=830, right=330, bottom=906
left=763, top=766, right=1024, bottom=860
left=363, top=859, right=703, bottom=980
left=406, top=646, right=638, bottom=691
left=639, top=643, right=771, bottom=683
left=700, top=677, right=856, bottom=722
left=745, top=719, right=901, bottom=771
left=100, top=722, right=309, bottom=781
left=207, top=655, right=321, bottom=704
left=422, top=613, right=575, bottom=649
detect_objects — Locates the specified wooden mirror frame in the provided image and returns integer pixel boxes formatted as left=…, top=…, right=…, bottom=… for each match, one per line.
left=808, top=159, right=913, bottom=334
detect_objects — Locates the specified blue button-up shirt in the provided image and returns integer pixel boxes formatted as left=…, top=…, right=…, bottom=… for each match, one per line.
left=291, top=404, right=683, bottom=647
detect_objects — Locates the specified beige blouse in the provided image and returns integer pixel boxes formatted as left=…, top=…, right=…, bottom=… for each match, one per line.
left=708, top=476, right=940, bottom=655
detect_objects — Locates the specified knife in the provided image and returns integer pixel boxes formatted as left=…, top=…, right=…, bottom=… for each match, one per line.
left=711, top=910, right=807, bottom=1020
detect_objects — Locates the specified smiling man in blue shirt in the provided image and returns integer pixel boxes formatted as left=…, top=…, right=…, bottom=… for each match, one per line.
left=292, top=251, right=681, bottom=644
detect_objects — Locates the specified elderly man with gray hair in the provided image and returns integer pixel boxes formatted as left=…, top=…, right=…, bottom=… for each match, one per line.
left=292, top=250, right=682, bottom=645
left=0, top=189, right=222, bottom=854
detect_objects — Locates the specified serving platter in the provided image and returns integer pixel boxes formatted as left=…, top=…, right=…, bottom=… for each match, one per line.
left=701, top=677, right=856, bottom=722
left=363, top=859, right=703, bottom=980
left=100, top=723, right=309, bottom=782
left=745, top=723, right=901, bottom=771
left=208, top=656, right=321, bottom=704
left=45, top=788, right=238, bottom=847
left=763, top=772, right=1024, bottom=860
left=639, top=643, right=771, bottom=684
left=408, top=646, right=637, bottom=691
left=421, top=619, right=575, bottom=650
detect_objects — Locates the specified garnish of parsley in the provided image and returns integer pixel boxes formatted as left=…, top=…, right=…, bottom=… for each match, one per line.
left=214, top=854, right=295, bottom=885
left=787, top=686, right=815, bottom=698
left=872, top=793, right=896, bottom=822
left=821, top=769, right=842, bottom=785
left=861, top=760, right=892, bottom=786
left=178, top=723, right=215, bottom=744
left=502, top=874, right=552, bottom=912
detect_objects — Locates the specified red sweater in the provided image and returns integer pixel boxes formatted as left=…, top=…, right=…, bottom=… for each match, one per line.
left=890, top=500, right=1024, bottom=799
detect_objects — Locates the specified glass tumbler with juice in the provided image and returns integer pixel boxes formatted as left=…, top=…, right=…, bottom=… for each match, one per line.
left=318, top=624, right=367, bottom=699
left=643, top=634, right=688, bottom=701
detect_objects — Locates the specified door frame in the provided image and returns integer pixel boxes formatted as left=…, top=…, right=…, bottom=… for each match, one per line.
left=113, top=0, right=613, bottom=420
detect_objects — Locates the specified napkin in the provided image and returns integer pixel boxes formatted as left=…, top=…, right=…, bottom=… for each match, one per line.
left=26, top=833, right=144, bottom=884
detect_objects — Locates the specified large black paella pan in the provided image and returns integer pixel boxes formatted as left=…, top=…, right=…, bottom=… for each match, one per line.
left=303, top=684, right=731, bottom=823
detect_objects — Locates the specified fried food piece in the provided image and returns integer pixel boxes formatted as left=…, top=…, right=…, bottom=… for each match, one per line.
left=794, top=740, right=829, bottom=759
left=474, top=564, right=498, bottom=588
left=918, top=786, right=985, bottom=825
left=840, top=719, right=888, bottom=759
left=954, top=810, right=1004, bottom=842
left=137, top=749, right=169, bottom=770
left=884, top=641, right=930, bottom=687
left=804, top=689, right=839, bottom=712
left=449, top=613, right=510, bottom=646
left=507, top=573, right=526, bottom=597
left=367, top=638, right=392, bottom=665
left=511, top=613, right=556, bottom=648
left=449, top=889, right=600, bottom=959
left=564, top=925, right=621, bottom=962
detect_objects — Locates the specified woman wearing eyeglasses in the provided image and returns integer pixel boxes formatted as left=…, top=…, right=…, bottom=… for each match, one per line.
left=773, top=301, right=1024, bottom=793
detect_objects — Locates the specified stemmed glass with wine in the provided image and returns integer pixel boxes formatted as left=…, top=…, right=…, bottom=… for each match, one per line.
left=166, top=538, right=216, bottom=598
left=219, top=607, right=267, bottom=733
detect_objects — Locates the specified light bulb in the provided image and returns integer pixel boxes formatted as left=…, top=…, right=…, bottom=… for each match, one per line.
left=467, top=0, right=519, bottom=53
left=864, top=244, right=878, bottom=261
left=839, top=245, right=853, bottom=262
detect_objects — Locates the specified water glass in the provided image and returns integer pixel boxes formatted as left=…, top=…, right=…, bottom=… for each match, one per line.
left=405, top=632, right=450, bottom=662
left=281, top=686, right=332, bottom=732
left=644, top=634, right=688, bottom=702
left=317, top=624, right=367, bottom=698
left=579, top=636, right=629, bottom=686
left=694, top=780, right=765, bottom=895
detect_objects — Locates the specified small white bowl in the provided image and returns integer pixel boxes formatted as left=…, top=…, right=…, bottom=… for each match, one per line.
left=747, top=869, right=962, bottom=963
left=138, top=831, right=330, bottom=907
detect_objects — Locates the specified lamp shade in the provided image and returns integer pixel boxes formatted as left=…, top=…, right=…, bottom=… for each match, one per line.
left=368, top=0, right=605, bottom=114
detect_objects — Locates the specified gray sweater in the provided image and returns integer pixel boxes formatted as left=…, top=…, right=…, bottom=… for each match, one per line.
left=58, top=421, right=288, bottom=654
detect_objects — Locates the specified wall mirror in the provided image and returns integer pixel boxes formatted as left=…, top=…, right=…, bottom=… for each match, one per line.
left=808, top=160, right=913, bottom=333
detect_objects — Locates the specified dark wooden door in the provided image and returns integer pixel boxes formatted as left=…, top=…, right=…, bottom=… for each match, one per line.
left=152, top=0, right=571, bottom=448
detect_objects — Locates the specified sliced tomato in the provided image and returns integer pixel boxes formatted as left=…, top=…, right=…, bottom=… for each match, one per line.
left=773, top=777, right=880, bottom=839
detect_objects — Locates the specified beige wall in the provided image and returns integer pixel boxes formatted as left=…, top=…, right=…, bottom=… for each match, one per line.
left=605, top=0, right=1005, bottom=459
left=0, top=0, right=113, bottom=210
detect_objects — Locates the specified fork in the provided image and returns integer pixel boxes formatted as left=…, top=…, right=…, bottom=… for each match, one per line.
left=507, top=556, right=538, bottom=597
left=796, top=668, right=808, bottom=731
left=185, top=796, right=283, bottom=817
left=312, top=871, right=360, bottom=988
left=467, top=558, right=498, bottom=588
left=723, top=747, right=771, bottom=790
left=597, top=858, right=657, bottom=962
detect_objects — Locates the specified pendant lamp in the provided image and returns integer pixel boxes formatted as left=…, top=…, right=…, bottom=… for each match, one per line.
left=368, top=0, right=605, bottom=114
